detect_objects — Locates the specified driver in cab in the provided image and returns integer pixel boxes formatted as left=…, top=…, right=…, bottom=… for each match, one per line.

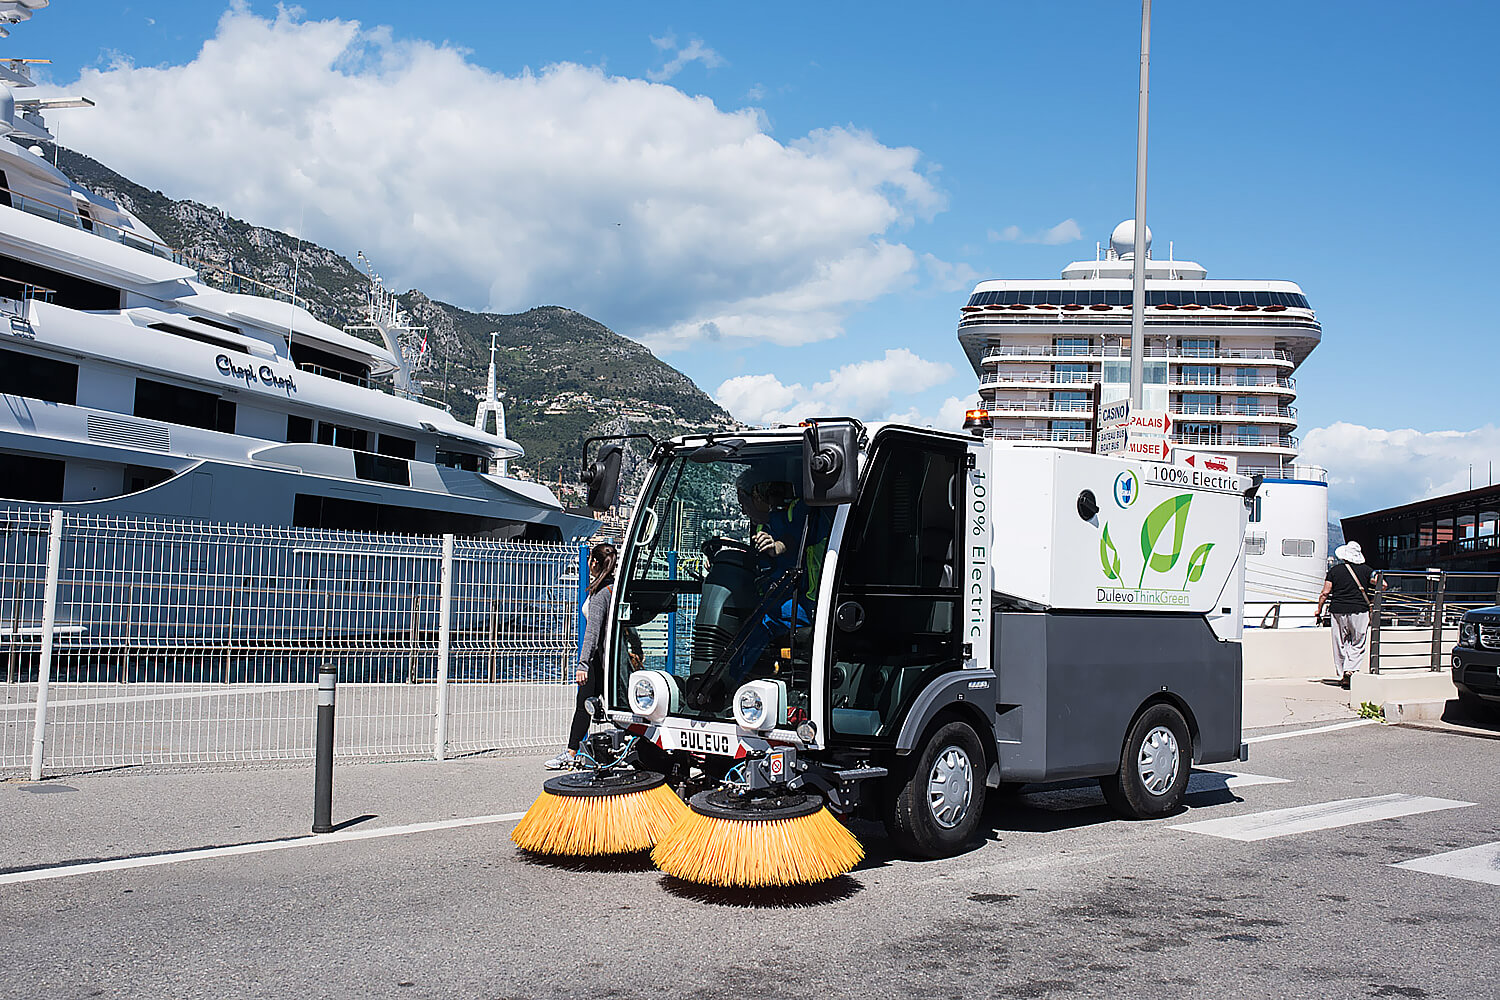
left=732, top=470, right=829, bottom=666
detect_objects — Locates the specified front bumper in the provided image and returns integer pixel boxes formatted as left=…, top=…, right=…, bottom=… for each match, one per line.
left=1451, top=644, right=1500, bottom=703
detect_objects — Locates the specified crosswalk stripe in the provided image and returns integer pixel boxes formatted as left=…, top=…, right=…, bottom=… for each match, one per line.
left=1392, top=843, right=1500, bottom=887
left=1170, top=793, right=1474, bottom=842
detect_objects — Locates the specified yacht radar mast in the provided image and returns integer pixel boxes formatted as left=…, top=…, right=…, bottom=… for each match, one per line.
left=347, top=250, right=428, bottom=395
left=473, top=332, right=509, bottom=477
left=0, top=52, right=93, bottom=143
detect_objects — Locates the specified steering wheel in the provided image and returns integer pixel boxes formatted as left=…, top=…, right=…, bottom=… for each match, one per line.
left=700, top=536, right=756, bottom=562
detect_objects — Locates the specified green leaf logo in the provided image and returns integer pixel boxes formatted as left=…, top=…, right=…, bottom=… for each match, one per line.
left=1138, top=494, right=1193, bottom=587
left=1100, top=523, right=1122, bottom=580
left=1184, top=542, right=1214, bottom=588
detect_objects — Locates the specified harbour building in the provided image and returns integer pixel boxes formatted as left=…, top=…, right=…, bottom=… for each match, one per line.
left=956, top=221, right=1320, bottom=479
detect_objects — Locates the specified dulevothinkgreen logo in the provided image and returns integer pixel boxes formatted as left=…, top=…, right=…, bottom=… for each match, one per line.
left=1098, top=493, right=1214, bottom=591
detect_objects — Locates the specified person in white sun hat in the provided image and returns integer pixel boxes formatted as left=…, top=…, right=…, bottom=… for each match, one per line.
left=1316, top=540, right=1380, bottom=688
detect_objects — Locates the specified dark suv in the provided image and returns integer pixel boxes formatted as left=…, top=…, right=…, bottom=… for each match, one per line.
left=1452, top=607, right=1500, bottom=718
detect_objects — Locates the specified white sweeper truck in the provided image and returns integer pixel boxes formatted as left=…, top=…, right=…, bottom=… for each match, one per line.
left=512, top=415, right=1253, bottom=887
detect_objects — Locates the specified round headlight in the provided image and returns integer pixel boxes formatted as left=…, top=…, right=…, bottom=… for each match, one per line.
left=631, top=677, right=657, bottom=713
left=627, top=670, right=674, bottom=722
left=1461, top=622, right=1478, bottom=646
left=736, top=688, right=766, bottom=728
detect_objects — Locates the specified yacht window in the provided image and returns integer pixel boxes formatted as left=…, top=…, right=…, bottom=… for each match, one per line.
left=316, top=422, right=369, bottom=451
left=189, top=316, right=242, bottom=335
left=134, top=377, right=236, bottom=434
left=0, top=253, right=121, bottom=311
left=286, top=415, right=313, bottom=443
left=147, top=322, right=247, bottom=355
left=377, top=434, right=416, bottom=460
left=0, top=451, right=64, bottom=502
left=0, top=347, right=78, bottom=405
left=437, top=450, right=484, bottom=473
left=290, top=342, right=371, bottom=387
left=354, top=452, right=410, bottom=487
left=1282, top=538, right=1316, bottom=558
left=0, top=170, right=9, bottom=208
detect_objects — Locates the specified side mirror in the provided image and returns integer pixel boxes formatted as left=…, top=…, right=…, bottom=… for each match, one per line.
left=801, top=419, right=859, bottom=506
left=581, top=443, right=623, bottom=511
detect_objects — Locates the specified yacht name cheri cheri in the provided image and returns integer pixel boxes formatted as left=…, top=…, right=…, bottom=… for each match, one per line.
left=0, top=55, right=593, bottom=541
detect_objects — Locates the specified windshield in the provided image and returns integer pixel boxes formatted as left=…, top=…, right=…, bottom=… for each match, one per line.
left=612, top=440, right=831, bottom=725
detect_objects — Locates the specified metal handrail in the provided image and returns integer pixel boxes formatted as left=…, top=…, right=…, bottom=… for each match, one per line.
left=983, top=345, right=1294, bottom=363
left=1, top=185, right=310, bottom=310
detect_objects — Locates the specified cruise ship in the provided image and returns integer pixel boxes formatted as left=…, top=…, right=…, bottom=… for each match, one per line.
left=957, top=221, right=1330, bottom=619
left=0, top=50, right=594, bottom=541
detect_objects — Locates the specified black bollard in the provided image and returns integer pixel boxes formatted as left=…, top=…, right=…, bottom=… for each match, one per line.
left=312, top=663, right=337, bottom=834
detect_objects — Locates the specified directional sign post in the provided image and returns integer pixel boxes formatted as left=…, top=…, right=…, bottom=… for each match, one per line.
left=1096, top=398, right=1130, bottom=456
left=1122, top=409, right=1171, bottom=463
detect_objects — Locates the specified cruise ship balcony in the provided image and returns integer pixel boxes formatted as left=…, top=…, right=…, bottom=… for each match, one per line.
left=1170, top=403, right=1297, bottom=425
left=1176, top=432, right=1298, bottom=453
left=985, top=400, right=1095, bottom=417
left=980, top=345, right=1295, bottom=368
left=979, top=371, right=1100, bottom=389
left=989, top=428, right=1092, bottom=447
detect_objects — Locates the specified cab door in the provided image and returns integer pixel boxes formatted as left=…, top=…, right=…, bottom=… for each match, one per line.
left=823, top=430, right=965, bottom=744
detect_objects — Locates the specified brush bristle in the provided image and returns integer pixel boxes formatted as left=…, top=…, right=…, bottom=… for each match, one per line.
left=511, top=782, right=690, bottom=856
left=651, top=806, right=864, bottom=887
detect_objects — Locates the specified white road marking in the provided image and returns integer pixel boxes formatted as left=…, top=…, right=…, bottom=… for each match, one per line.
left=1171, top=794, right=1474, bottom=842
left=1019, top=770, right=1289, bottom=812
left=1393, top=843, right=1500, bottom=887
left=0, top=811, right=528, bottom=886
left=1244, top=719, right=1379, bottom=744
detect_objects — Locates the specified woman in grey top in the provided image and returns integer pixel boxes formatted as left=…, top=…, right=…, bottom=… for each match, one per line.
left=546, top=542, right=618, bottom=769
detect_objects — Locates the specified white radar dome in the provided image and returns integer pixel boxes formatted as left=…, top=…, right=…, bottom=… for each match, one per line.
left=1109, top=220, right=1152, bottom=260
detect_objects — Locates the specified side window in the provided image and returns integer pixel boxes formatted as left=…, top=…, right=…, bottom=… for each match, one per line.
left=828, top=435, right=964, bottom=742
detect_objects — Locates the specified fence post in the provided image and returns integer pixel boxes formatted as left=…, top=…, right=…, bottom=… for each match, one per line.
left=575, top=543, right=589, bottom=662
left=1430, top=570, right=1446, bottom=672
left=433, top=533, right=454, bottom=761
left=29, top=509, right=64, bottom=782
left=1369, top=581, right=1382, bottom=675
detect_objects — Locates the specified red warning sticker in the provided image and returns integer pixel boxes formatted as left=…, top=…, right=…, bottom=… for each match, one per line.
left=769, top=750, right=785, bottom=778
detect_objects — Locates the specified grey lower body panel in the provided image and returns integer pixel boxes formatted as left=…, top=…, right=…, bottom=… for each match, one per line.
left=992, top=611, right=1242, bottom=783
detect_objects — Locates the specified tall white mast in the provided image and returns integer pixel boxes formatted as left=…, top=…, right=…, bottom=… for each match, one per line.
left=1128, top=0, right=1151, bottom=408
left=473, top=332, right=508, bottom=477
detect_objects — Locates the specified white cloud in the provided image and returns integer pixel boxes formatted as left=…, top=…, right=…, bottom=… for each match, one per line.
left=922, top=252, right=981, bottom=293
left=988, top=218, right=1082, bottom=245
left=1300, top=422, right=1500, bottom=517
left=714, top=349, right=956, bottom=427
left=47, top=8, right=942, bottom=352
left=647, top=36, right=725, bottom=82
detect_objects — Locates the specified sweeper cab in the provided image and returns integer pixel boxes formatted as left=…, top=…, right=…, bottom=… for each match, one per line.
left=549, top=418, right=1254, bottom=883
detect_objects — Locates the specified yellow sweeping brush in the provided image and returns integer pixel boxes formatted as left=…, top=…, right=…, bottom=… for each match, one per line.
left=651, top=789, right=863, bottom=888
left=511, top=770, right=688, bottom=856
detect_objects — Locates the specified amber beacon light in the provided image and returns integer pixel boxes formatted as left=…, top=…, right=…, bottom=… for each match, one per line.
left=963, top=408, right=992, bottom=436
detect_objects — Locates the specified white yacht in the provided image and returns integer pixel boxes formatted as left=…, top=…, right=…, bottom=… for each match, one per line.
left=957, top=221, right=1330, bottom=619
left=0, top=51, right=594, bottom=541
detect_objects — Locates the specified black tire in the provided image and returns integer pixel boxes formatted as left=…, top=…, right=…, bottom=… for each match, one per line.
left=885, top=720, right=988, bottom=858
left=1100, top=703, right=1192, bottom=819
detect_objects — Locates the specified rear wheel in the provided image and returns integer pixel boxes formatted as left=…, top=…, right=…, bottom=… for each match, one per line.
left=1100, top=703, right=1192, bottom=819
left=885, top=720, right=988, bottom=858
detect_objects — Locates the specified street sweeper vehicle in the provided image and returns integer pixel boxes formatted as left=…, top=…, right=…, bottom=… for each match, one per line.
left=513, top=416, right=1254, bottom=888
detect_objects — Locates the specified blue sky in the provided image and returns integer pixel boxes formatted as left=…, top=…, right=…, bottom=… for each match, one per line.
left=17, top=1, right=1500, bottom=516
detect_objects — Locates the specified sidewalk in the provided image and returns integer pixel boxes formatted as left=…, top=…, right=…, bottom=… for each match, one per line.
left=1242, top=676, right=1357, bottom=730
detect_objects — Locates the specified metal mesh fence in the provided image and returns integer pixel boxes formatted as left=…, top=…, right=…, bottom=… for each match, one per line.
left=0, top=508, right=579, bottom=777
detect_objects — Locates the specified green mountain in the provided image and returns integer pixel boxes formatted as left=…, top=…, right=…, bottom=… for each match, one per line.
left=54, top=147, right=736, bottom=488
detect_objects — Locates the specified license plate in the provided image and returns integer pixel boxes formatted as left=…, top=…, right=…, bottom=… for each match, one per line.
left=662, top=725, right=739, bottom=757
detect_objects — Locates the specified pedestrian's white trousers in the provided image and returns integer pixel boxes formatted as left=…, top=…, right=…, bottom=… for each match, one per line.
left=1331, top=611, right=1370, bottom=676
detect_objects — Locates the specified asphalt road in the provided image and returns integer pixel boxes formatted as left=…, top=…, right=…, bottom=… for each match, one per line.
left=3, top=720, right=1499, bottom=1000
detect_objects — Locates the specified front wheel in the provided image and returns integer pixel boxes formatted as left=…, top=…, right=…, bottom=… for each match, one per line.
left=885, top=720, right=988, bottom=858
left=1100, top=703, right=1192, bottom=819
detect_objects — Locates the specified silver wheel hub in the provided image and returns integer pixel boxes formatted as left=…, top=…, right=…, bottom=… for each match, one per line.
left=927, top=746, right=974, bottom=829
left=1137, top=725, right=1181, bottom=796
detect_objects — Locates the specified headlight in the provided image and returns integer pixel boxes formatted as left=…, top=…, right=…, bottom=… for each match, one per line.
left=732, top=679, right=785, bottom=732
left=627, top=670, right=676, bottom=723
left=1461, top=622, right=1478, bottom=647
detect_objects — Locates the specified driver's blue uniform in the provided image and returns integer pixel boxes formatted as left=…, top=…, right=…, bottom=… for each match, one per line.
left=729, top=500, right=829, bottom=680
